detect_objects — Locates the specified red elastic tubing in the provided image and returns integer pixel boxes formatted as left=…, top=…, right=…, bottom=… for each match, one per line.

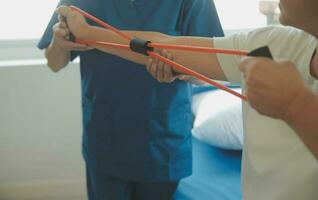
left=76, top=39, right=131, bottom=50
left=149, top=43, right=248, bottom=56
left=69, top=5, right=247, bottom=101
left=69, top=6, right=132, bottom=41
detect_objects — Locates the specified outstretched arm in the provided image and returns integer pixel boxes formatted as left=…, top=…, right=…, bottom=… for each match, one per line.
left=57, top=6, right=227, bottom=81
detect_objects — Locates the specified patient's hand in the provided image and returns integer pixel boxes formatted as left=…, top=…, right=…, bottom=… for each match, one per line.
left=56, top=6, right=89, bottom=39
left=239, top=57, right=311, bottom=120
left=146, top=49, right=187, bottom=83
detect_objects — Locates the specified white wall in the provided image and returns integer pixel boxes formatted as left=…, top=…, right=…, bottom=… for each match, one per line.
left=0, top=62, right=86, bottom=199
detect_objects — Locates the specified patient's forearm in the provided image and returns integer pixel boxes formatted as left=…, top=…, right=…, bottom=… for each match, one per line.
left=79, top=25, right=226, bottom=81
left=286, top=93, right=318, bottom=159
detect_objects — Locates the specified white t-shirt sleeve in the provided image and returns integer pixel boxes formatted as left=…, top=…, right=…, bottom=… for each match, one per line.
left=213, top=25, right=317, bottom=85
left=213, top=32, right=248, bottom=84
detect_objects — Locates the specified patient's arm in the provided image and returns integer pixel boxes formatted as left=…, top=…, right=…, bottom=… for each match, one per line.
left=286, top=92, right=318, bottom=159
left=82, top=27, right=226, bottom=81
left=57, top=6, right=227, bottom=81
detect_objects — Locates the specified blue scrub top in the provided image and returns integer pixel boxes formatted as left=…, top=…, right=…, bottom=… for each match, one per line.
left=38, top=0, right=223, bottom=182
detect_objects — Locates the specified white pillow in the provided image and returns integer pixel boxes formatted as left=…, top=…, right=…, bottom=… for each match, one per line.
left=192, top=89, right=244, bottom=150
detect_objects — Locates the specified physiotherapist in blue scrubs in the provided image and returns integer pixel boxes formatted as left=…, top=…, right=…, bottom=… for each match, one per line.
left=38, top=0, right=223, bottom=199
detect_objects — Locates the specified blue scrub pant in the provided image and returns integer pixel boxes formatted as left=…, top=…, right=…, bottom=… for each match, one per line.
left=86, top=166, right=179, bottom=200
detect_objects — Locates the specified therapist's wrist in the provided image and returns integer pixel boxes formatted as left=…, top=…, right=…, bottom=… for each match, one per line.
left=72, top=23, right=91, bottom=39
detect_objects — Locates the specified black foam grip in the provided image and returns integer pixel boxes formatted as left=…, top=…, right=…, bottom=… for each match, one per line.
left=247, top=46, right=273, bottom=59
left=130, top=38, right=153, bottom=56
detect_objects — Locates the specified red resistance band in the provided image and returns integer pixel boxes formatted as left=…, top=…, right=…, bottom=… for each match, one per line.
left=69, top=5, right=273, bottom=101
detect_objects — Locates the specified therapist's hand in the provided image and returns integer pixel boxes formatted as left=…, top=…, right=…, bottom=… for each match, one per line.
left=146, top=49, right=188, bottom=83
left=239, top=57, right=312, bottom=121
left=51, top=16, right=92, bottom=52
left=56, top=5, right=89, bottom=39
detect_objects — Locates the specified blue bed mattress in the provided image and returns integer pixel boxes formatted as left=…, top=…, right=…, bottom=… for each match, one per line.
left=175, top=138, right=242, bottom=200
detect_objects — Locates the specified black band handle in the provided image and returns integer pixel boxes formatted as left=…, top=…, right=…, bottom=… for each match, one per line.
left=247, top=46, right=273, bottom=59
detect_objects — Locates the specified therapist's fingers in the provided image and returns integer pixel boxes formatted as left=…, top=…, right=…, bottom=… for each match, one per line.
left=58, top=14, right=67, bottom=24
left=157, top=50, right=168, bottom=82
left=52, top=20, right=93, bottom=52
left=147, top=58, right=159, bottom=80
left=154, top=58, right=161, bottom=81
left=53, top=23, right=69, bottom=39
left=163, top=53, right=176, bottom=83
left=146, top=58, right=153, bottom=76
left=59, top=21, right=68, bottom=29
left=56, top=6, right=72, bottom=18
left=146, top=51, right=176, bottom=83
left=59, top=21, right=71, bottom=40
left=64, top=41, right=94, bottom=51
left=56, top=32, right=93, bottom=50
left=146, top=59, right=152, bottom=74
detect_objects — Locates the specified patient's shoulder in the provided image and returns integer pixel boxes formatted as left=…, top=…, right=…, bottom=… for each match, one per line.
left=247, top=25, right=313, bottom=45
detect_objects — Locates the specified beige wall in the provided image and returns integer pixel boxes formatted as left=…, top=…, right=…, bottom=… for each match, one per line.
left=0, top=63, right=86, bottom=199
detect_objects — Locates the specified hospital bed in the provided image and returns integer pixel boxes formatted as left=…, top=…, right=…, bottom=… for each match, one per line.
left=175, top=86, right=242, bottom=200
left=175, top=138, right=242, bottom=200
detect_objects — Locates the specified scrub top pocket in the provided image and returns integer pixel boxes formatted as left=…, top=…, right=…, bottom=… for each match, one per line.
left=150, top=103, right=193, bottom=141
